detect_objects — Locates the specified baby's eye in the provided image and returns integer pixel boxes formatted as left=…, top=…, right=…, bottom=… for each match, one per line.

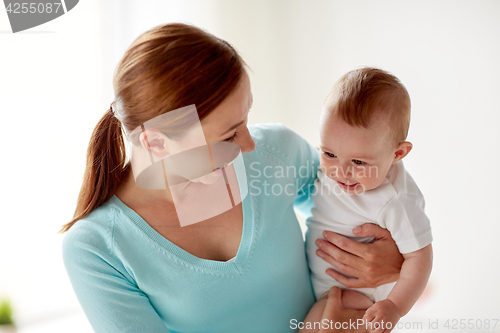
left=352, top=159, right=366, bottom=165
left=324, top=152, right=336, bottom=158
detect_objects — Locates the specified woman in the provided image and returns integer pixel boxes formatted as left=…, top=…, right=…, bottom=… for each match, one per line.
left=60, top=23, right=403, bottom=333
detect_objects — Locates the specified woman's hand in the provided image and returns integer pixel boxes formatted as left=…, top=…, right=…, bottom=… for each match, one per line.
left=318, top=287, right=367, bottom=333
left=315, top=223, right=403, bottom=288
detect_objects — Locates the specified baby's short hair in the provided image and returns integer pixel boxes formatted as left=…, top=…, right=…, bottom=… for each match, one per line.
left=324, top=67, right=411, bottom=147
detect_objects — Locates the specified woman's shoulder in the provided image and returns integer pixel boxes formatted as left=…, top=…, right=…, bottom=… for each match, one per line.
left=249, top=122, right=306, bottom=147
left=61, top=199, right=119, bottom=259
left=248, top=123, right=317, bottom=165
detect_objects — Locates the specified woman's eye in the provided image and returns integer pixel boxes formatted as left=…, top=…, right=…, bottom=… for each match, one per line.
left=352, top=159, right=366, bottom=165
left=324, top=152, right=336, bottom=158
left=224, top=131, right=238, bottom=142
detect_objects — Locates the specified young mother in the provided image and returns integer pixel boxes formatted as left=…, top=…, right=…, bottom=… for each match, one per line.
left=60, top=23, right=403, bottom=333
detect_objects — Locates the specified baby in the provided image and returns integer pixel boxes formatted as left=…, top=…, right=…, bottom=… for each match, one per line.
left=302, top=68, right=433, bottom=332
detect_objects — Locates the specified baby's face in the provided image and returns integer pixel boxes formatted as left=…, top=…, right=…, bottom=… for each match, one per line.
left=319, top=112, right=398, bottom=195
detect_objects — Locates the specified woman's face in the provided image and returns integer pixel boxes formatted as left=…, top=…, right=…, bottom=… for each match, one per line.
left=201, top=71, right=255, bottom=153
left=137, top=72, right=255, bottom=163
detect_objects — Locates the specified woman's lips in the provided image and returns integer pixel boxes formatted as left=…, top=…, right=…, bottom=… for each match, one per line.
left=337, top=181, right=359, bottom=191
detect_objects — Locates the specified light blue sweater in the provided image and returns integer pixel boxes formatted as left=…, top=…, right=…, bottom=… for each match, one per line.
left=62, top=124, right=320, bottom=333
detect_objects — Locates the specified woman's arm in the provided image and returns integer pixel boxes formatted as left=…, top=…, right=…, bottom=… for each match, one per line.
left=315, top=223, right=404, bottom=288
left=62, top=225, right=170, bottom=333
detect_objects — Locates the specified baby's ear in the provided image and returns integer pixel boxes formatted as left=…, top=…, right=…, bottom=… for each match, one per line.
left=392, top=141, right=413, bottom=164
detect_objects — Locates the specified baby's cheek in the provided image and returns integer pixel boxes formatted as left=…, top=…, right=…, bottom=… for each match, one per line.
left=319, top=160, right=336, bottom=177
left=357, top=174, right=383, bottom=191
left=319, top=159, right=327, bottom=171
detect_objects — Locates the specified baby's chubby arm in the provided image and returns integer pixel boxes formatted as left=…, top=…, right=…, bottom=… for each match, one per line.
left=363, top=243, right=433, bottom=330
left=388, top=243, right=433, bottom=316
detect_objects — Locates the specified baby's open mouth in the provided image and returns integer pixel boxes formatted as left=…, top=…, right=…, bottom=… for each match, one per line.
left=337, top=181, right=359, bottom=190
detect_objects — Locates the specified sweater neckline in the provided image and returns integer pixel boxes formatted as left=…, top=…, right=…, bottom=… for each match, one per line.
left=110, top=192, right=254, bottom=274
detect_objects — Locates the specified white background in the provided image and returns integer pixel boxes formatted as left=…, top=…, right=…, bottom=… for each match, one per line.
left=0, top=1, right=499, bottom=332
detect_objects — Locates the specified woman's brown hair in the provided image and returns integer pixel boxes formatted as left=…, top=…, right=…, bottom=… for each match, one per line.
left=59, top=23, right=245, bottom=233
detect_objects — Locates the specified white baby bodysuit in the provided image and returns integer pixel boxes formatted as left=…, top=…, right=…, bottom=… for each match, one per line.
left=306, top=161, right=433, bottom=301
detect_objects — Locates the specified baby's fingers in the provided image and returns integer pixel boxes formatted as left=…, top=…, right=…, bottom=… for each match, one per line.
left=372, top=317, right=393, bottom=333
left=363, top=312, right=385, bottom=333
left=367, top=317, right=381, bottom=333
left=362, top=307, right=375, bottom=322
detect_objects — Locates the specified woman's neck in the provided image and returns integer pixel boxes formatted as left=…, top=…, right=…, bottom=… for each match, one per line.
left=116, top=167, right=175, bottom=209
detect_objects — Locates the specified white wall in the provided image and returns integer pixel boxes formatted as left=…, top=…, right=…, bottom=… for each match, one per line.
left=0, top=0, right=105, bottom=331
left=1, top=1, right=499, bottom=331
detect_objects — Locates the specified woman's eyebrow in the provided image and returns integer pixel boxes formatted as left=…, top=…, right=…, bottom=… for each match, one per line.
left=222, top=120, right=245, bottom=135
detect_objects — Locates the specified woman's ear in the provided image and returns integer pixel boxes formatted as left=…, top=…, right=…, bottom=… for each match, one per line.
left=139, top=129, right=169, bottom=159
left=392, top=141, right=413, bottom=164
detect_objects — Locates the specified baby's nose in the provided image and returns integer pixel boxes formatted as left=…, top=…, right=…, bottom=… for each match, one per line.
left=340, top=164, right=353, bottom=177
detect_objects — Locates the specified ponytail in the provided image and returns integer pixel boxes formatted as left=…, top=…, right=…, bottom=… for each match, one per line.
left=59, top=108, right=129, bottom=233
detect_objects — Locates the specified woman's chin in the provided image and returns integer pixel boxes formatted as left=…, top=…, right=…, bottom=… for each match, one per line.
left=189, top=169, right=223, bottom=185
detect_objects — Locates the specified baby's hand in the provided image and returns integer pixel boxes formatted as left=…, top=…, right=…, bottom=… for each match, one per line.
left=362, top=299, right=401, bottom=333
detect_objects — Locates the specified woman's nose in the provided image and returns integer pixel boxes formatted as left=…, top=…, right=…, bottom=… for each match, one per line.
left=239, top=126, right=255, bottom=153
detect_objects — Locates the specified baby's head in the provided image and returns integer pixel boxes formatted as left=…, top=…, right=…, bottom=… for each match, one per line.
left=319, top=67, right=413, bottom=195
